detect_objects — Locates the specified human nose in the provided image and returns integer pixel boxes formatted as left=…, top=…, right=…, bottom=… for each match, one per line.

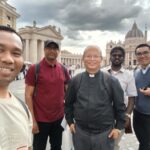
left=1, top=51, right=14, bottom=63
left=91, top=56, right=94, bottom=60
left=86, top=55, right=100, bottom=60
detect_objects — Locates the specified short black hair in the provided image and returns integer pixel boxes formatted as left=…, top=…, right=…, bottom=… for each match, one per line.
left=135, top=43, right=150, bottom=54
left=0, top=25, right=23, bottom=42
left=110, top=46, right=125, bottom=57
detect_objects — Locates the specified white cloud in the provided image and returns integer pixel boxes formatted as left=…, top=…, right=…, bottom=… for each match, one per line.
left=8, top=0, right=150, bottom=55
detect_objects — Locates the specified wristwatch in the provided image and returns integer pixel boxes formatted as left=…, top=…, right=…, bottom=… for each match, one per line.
left=125, top=113, right=131, bottom=118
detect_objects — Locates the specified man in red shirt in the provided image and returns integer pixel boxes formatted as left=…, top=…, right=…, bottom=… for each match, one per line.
left=25, top=40, right=70, bottom=150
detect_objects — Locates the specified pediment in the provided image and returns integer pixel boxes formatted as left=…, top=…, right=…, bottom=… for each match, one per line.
left=19, top=25, right=63, bottom=40
left=36, top=27, right=61, bottom=38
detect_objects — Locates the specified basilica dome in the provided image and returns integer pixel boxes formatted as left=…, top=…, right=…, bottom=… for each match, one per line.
left=125, top=22, right=144, bottom=39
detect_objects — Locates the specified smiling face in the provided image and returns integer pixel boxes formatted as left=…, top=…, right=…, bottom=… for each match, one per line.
left=135, top=46, right=150, bottom=68
left=110, top=49, right=125, bottom=67
left=83, top=46, right=102, bottom=74
left=0, top=31, right=23, bottom=86
left=44, top=45, right=59, bottom=64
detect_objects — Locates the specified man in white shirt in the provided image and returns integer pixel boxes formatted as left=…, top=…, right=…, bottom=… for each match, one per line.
left=0, top=25, right=32, bottom=150
left=103, top=46, right=137, bottom=150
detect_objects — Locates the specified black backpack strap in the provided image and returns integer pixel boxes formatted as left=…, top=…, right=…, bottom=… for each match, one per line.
left=15, top=96, right=30, bottom=119
left=101, top=71, right=112, bottom=98
left=74, top=72, right=83, bottom=92
left=34, top=63, right=40, bottom=97
left=61, top=64, right=71, bottom=93
left=61, top=64, right=68, bottom=83
left=35, top=63, right=40, bottom=84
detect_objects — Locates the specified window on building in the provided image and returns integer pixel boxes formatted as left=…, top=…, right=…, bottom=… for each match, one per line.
left=7, top=16, right=11, bottom=20
left=129, top=61, right=131, bottom=66
left=129, top=52, right=132, bottom=58
left=133, top=60, right=136, bottom=65
left=7, top=24, right=11, bottom=27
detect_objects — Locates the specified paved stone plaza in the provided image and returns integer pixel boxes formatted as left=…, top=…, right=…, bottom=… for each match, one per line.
left=10, top=79, right=139, bottom=150
left=119, top=134, right=139, bottom=150
left=46, top=128, right=139, bottom=150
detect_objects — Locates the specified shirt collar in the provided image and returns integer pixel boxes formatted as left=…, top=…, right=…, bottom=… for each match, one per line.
left=42, top=58, right=58, bottom=67
left=107, top=66, right=125, bottom=74
left=141, top=64, right=150, bottom=74
left=86, top=70, right=100, bottom=78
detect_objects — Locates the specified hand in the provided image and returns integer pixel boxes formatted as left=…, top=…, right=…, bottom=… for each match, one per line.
left=140, top=88, right=150, bottom=96
left=69, top=123, right=76, bottom=133
left=108, top=128, right=121, bottom=139
left=32, top=120, right=39, bottom=134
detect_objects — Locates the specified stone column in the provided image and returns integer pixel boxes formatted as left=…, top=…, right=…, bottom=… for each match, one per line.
left=12, top=17, right=16, bottom=29
left=37, top=40, right=44, bottom=61
left=131, top=51, right=134, bottom=67
left=1, top=10, right=5, bottom=24
left=24, top=39, right=29, bottom=61
left=29, top=39, right=37, bottom=63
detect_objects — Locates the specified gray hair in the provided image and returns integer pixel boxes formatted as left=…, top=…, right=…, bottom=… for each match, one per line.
left=83, top=45, right=102, bottom=58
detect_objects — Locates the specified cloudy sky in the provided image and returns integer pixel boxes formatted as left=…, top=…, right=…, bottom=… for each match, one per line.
left=8, top=0, right=150, bottom=55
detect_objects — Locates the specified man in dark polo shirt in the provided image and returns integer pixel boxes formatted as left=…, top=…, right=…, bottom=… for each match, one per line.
left=25, top=40, right=70, bottom=150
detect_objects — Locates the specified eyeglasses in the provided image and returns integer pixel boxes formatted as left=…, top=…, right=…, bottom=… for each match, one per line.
left=46, top=47, right=58, bottom=51
left=135, top=51, right=150, bottom=57
left=85, top=55, right=101, bottom=60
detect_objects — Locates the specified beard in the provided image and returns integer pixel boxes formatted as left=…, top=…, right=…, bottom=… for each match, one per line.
left=112, top=61, right=122, bottom=67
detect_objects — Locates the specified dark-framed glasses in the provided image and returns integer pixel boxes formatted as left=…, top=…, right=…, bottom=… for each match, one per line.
left=135, top=51, right=150, bottom=57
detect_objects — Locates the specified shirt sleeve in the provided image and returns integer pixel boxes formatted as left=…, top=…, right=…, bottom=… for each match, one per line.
left=111, top=76, right=126, bottom=130
left=126, top=72, right=137, bottom=97
left=65, top=78, right=76, bottom=125
left=65, top=69, right=71, bottom=84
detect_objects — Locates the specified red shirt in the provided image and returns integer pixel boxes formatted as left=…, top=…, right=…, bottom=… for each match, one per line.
left=25, top=58, right=70, bottom=122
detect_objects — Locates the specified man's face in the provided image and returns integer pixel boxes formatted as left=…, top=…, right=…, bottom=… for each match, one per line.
left=0, top=31, right=23, bottom=86
left=44, top=45, right=59, bottom=62
left=135, top=46, right=150, bottom=68
left=83, top=47, right=102, bottom=73
left=110, top=50, right=124, bottom=67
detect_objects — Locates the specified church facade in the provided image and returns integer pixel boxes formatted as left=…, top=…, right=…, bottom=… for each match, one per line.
left=1, top=0, right=149, bottom=68
left=0, top=0, right=63, bottom=64
left=18, top=24, right=63, bottom=63
left=105, top=22, right=148, bottom=69
left=0, top=0, right=19, bottom=29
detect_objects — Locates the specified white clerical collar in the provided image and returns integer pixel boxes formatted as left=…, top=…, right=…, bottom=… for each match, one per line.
left=89, top=74, right=95, bottom=78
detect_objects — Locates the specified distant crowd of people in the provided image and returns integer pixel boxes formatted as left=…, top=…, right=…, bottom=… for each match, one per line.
left=0, top=25, right=150, bottom=150
left=15, top=63, right=31, bottom=80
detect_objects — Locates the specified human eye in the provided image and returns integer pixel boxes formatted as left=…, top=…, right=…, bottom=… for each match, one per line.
left=112, top=54, right=117, bottom=57
left=143, top=51, right=150, bottom=55
left=85, top=55, right=91, bottom=59
left=93, top=55, right=100, bottom=59
left=0, top=46, right=4, bottom=53
left=12, top=49, right=22, bottom=57
left=136, top=52, right=141, bottom=56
